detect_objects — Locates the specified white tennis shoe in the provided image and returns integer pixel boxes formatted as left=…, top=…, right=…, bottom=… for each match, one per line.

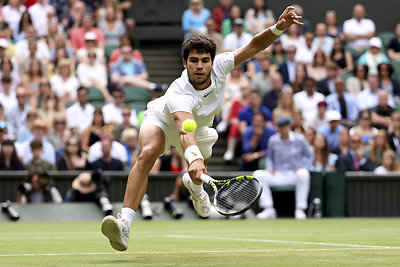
left=182, top=173, right=211, bottom=218
left=101, top=214, right=129, bottom=251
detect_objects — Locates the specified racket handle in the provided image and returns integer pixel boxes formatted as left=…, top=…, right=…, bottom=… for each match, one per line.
left=200, top=173, right=214, bottom=184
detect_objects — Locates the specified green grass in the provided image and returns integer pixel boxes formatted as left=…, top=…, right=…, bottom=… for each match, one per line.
left=1, top=219, right=400, bottom=266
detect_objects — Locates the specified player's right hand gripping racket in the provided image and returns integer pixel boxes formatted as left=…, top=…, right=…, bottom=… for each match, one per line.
left=200, top=173, right=263, bottom=216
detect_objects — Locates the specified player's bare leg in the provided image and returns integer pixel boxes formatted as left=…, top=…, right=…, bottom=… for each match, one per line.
left=101, top=125, right=165, bottom=251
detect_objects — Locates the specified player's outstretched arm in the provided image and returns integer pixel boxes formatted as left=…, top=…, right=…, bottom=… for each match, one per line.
left=234, top=6, right=303, bottom=67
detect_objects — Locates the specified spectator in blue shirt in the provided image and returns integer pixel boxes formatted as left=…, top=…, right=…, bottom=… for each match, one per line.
left=182, top=0, right=211, bottom=37
left=253, top=117, right=312, bottom=220
left=241, top=112, right=276, bottom=171
left=317, top=110, right=344, bottom=152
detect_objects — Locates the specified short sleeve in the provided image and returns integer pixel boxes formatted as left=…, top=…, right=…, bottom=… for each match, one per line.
left=213, top=52, right=235, bottom=78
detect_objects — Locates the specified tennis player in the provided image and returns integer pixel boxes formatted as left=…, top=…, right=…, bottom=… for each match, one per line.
left=101, top=6, right=302, bottom=251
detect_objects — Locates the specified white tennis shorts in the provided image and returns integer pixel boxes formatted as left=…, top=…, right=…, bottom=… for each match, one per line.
left=141, top=108, right=218, bottom=159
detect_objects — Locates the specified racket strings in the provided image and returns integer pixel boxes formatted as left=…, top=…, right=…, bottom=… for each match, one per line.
left=215, top=179, right=260, bottom=214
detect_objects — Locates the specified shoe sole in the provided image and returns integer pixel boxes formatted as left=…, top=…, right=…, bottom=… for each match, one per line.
left=101, top=216, right=127, bottom=251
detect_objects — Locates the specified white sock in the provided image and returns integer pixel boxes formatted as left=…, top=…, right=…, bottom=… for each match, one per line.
left=149, top=83, right=157, bottom=90
left=121, top=207, right=136, bottom=228
left=184, top=173, right=203, bottom=194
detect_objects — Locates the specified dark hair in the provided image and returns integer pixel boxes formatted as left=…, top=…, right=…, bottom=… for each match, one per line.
left=77, top=86, right=88, bottom=94
left=1, top=75, right=12, bottom=83
left=354, top=64, right=369, bottom=79
left=182, top=34, right=216, bottom=62
left=92, top=107, right=105, bottom=126
left=0, top=57, right=14, bottom=72
left=304, top=76, right=316, bottom=85
left=30, top=139, right=43, bottom=149
left=0, top=139, right=20, bottom=170
left=377, top=63, right=394, bottom=77
left=253, top=112, right=266, bottom=121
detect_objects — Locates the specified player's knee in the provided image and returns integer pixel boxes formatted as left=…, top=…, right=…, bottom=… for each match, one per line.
left=138, top=145, right=160, bottom=164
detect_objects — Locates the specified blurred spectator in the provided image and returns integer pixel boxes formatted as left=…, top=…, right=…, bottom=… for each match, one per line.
left=330, top=38, right=354, bottom=75
left=291, top=110, right=305, bottom=134
left=294, top=77, right=325, bottom=123
left=92, top=139, right=124, bottom=171
left=263, top=72, right=285, bottom=111
left=378, top=63, right=400, bottom=97
left=310, top=133, right=337, bottom=172
left=34, top=78, right=52, bottom=109
left=272, top=87, right=297, bottom=125
left=357, top=75, right=394, bottom=111
left=50, top=59, right=79, bottom=104
left=271, top=41, right=286, bottom=67
left=280, top=25, right=305, bottom=51
left=244, top=0, right=275, bottom=35
left=222, top=18, right=252, bottom=52
left=110, top=45, right=166, bottom=91
left=76, top=32, right=106, bottom=64
left=212, top=0, right=232, bottom=33
left=326, top=77, right=359, bottom=122
left=325, top=10, right=343, bottom=39
left=98, top=4, right=126, bottom=47
left=96, top=0, right=123, bottom=23
left=290, top=64, right=307, bottom=94
left=364, top=130, right=390, bottom=168
left=343, top=4, right=375, bottom=53
left=65, top=172, right=97, bottom=202
left=205, top=18, right=223, bottom=54
left=15, top=24, right=50, bottom=62
left=24, top=140, right=56, bottom=173
left=358, top=37, right=389, bottom=75
left=0, top=76, right=17, bottom=115
left=16, top=109, right=38, bottom=143
left=19, top=41, right=49, bottom=79
left=253, top=117, right=312, bottom=220
left=1, top=0, right=26, bottom=34
left=0, top=138, right=25, bottom=170
left=57, top=136, right=91, bottom=171
left=7, top=87, right=30, bottom=136
left=346, top=64, right=369, bottom=97
left=181, top=0, right=211, bottom=37
left=102, top=89, right=138, bottom=127
left=38, top=91, right=66, bottom=132
left=76, top=50, right=110, bottom=102
left=305, top=100, right=328, bottom=130
left=336, top=133, right=375, bottom=171
left=221, top=5, right=247, bottom=38
left=49, top=34, right=76, bottom=63
left=332, top=127, right=351, bottom=156
left=371, top=90, right=394, bottom=130
left=88, top=125, right=127, bottom=165
left=48, top=114, right=71, bottom=161
left=388, top=23, right=400, bottom=61
left=0, top=121, right=8, bottom=144
left=304, top=127, right=316, bottom=153
left=278, top=45, right=297, bottom=84
left=28, top=0, right=55, bottom=37
left=120, top=128, right=139, bottom=167
left=70, top=13, right=105, bottom=51
left=108, top=35, right=144, bottom=70
left=240, top=112, right=276, bottom=171
left=61, top=0, right=85, bottom=34
left=387, top=111, right=400, bottom=161
left=66, top=87, right=95, bottom=134
left=14, top=11, right=33, bottom=41
left=307, top=49, right=328, bottom=82
left=113, top=106, right=138, bottom=142
left=17, top=172, right=62, bottom=203
left=17, top=118, right=56, bottom=164
left=0, top=57, right=20, bottom=92
left=374, top=149, right=400, bottom=174
left=312, top=23, right=334, bottom=56
left=81, top=108, right=105, bottom=154
left=349, top=109, right=378, bottom=145
left=21, top=59, right=44, bottom=99
left=316, top=62, right=338, bottom=96
left=317, top=110, right=344, bottom=152
left=295, top=32, right=314, bottom=65
left=251, top=51, right=272, bottom=93
left=292, top=4, right=311, bottom=34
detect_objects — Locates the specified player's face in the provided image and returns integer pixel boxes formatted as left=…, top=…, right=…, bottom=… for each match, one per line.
left=184, top=50, right=213, bottom=90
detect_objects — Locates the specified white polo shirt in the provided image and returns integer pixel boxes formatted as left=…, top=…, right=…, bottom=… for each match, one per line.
left=343, top=18, right=375, bottom=50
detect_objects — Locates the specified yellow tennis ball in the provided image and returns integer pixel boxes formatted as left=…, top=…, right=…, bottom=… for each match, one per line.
left=182, top=119, right=197, bottom=132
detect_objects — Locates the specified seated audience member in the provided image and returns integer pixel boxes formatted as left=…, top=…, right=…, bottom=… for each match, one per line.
left=0, top=57, right=20, bottom=93
left=120, top=128, right=139, bottom=167
left=102, top=89, right=138, bottom=127
left=364, top=130, right=390, bottom=169
left=294, top=77, right=325, bottom=123
left=349, top=109, right=378, bottom=145
left=306, top=49, right=328, bottom=82
left=357, top=75, right=394, bottom=111
left=325, top=10, right=343, bottom=39
left=66, top=87, right=95, bottom=135
left=181, top=0, right=211, bottom=37
left=336, top=133, right=375, bottom=171
left=70, top=13, right=105, bottom=51
left=291, top=110, right=305, bottom=134
left=346, top=64, right=369, bottom=97
left=279, top=25, right=305, bottom=51
left=88, top=125, right=127, bottom=165
left=262, top=72, right=285, bottom=112
left=305, top=100, right=328, bottom=130
left=221, top=5, right=246, bottom=37
left=370, top=90, right=394, bottom=130
left=17, top=172, right=62, bottom=204
left=17, top=118, right=56, bottom=164
left=374, top=149, right=400, bottom=174
left=76, top=31, right=106, bottom=64
left=57, top=136, right=91, bottom=171
left=113, top=106, right=138, bottom=142
left=332, top=127, right=351, bottom=156
left=0, top=76, right=17, bottom=115
left=388, top=22, right=400, bottom=61
left=244, top=0, right=275, bottom=35
left=295, top=32, right=314, bottom=65
left=250, top=51, right=273, bottom=93
left=240, top=112, right=276, bottom=171
left=290, top=64, right=307, bottom=94
left=316, top=62, right=339, bottom=97
left=98, top=4, right=127, bottom=47
left=311, top=22, right=334, bottom=56
left=24, top=140, right=56, bottom=173
left=222, top=18, right=252, bottom=52
left=92, top=140, right=124, bottom=171
left=317, top=110, right=344, bottom=152
left=21, top=58, right=46, bottom=97
left=7, top=87, right=30, bottom=137
left=378, top=63, right=399, bottom=97
left=278, top=45, right=297, bottom=84
left=358, top=37, right=389, bottom=75
left=310, top=133, right=337, bottom=172
left=65, top=172, right=97, bottom=202
left=16, top=109, right=38, bottom=143
left=50, top=59, right=79, bottom=104
left=211, top=0, right=232, bottom=34
left=47, top=114, right=70, bottom=160
left=304, top=127, right=316, bottom=153
left=326, top=77, right=359, bottom=122
left=253, top=117, right=312, bottom=220
left=272, top=87, right=297, bottom=125
left=0, top=138, right=25, bottom=170
left=204, top=18, right=223, bottom=54
left=81, top=108, right=105, bottom=154
left=38, top=91, right=66, bottom=132
left=342, top=4, right=375, bottom=53
left=330, top=37, right=354, bottom=75
left=271, top=41, right=286, bottom=67
left=108, top=35, right=143, bottom=70
left=15, top=25, right=50, bottom=62
left=387, top=111, right=400, bottom=161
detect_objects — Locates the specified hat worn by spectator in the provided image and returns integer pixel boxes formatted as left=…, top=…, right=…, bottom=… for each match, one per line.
left=326, top=110, right=342, bottom=122
left=233, top=18, right=244, bottom=26
left=30, top=118, right=49, bottom=133
left=72, top=172, right=97, bottom=194
left=369, top=37, right=382, bottom=49
left=85, top=32, right=97, bottom=41
left=277, top=117, right=291, bottom=127
left=317, top=101, right=327, bottom=108
left=0, top=39, right=8, bottom=49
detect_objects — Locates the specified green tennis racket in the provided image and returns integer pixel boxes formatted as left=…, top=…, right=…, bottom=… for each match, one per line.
left=200, top=174, right=263, bottom=216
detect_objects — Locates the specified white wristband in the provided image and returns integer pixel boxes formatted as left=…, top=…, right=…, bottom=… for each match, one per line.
left=270, top=24, right=284, bottom=36
left=184, top=145, right=204, bottom=165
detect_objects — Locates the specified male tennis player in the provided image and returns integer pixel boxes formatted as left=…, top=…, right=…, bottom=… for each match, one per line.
left=101, top=6, right=302, bottom=251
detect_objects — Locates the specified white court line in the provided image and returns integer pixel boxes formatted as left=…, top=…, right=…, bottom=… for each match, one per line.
left=0, top=247, right=395, bottom=257
left=166, top=234, right=400, bottom=250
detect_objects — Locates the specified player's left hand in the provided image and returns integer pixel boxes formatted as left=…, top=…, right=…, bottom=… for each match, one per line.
left=276, top=6, right=303, bottom=31
left=188, top=159, right=207, bottom=184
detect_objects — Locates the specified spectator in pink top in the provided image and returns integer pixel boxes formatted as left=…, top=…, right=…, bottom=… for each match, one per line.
left=70, top=13, right=105, bottom=51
